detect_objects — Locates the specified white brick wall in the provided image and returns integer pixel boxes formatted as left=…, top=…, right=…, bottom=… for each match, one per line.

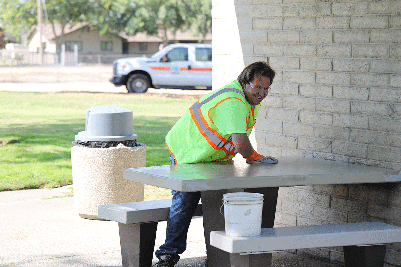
left=213, top=0, right=401, bottom=265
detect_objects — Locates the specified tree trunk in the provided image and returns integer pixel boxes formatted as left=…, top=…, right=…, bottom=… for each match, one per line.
left=50, top=21, right=59, bottom=59
left=50, top=21, right=67, bottom=64
left=161, top=24, right=168, bottom=43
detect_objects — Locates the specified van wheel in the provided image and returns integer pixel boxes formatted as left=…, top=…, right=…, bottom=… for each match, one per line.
left=127, top=74, right=150, bottom=93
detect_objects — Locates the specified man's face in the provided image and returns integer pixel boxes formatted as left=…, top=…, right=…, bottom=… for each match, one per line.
left=243, top=75, right=271, bottom=105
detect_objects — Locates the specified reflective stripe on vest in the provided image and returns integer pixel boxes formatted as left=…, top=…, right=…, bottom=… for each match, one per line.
left=189, top=88, right=255, bottom=157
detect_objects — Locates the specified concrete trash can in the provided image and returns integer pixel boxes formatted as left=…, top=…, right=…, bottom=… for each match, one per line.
left=71, top=105, right=146, bottom=219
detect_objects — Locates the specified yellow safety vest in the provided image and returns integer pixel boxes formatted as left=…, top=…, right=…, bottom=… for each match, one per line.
left=166, top=80, right=260, bottom=164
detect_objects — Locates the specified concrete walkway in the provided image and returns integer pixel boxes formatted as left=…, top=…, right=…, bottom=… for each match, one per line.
left=0, top=188, right=206, bottom=267
left=0, top=188, right=343, bottom=267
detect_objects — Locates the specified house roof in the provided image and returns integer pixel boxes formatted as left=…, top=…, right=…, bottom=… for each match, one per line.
left=120, top=29, right=211, bottom=42
left=30, top=23, right=211, bottom=43
left=29, top=23, right=88, bottom=40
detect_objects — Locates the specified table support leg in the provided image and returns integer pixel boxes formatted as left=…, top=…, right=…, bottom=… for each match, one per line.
left=343, top=245, right=387, bottom=267
left=244, top=187, right=279, bottom=229
left=118, top=222, right=158, bottom=267
left=201, top=189, right=231, bottom=267
left=201, top=187, right=278, bottom=267
left=230, top=253, right=272, bottom=267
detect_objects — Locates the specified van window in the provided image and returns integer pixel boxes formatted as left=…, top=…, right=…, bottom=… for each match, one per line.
left=196, top=48, right=212, bottom=61
left=166, top=47, right=188, bottom=61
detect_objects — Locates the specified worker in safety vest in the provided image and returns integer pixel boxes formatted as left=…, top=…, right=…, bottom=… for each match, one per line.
left=155, top=61, right=278, bottom=267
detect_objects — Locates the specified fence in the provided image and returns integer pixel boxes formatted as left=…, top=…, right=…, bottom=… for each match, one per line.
left=0, top=49, right=154, bottom=66
left=0, top=50, right=58, bottom=66
left=78, top=53, right=153, bottom=65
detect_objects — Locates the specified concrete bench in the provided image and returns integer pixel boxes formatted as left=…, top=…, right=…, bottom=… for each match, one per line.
left=98, top=199, right=203, bottom=267
left=210, top=222, right=401, bottom=267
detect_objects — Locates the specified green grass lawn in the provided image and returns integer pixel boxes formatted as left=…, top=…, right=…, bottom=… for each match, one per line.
left=0, top=91, right=198, bottom=192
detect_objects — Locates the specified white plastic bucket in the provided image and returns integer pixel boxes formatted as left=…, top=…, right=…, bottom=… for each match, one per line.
left=222, top=192, right=264, bottom=237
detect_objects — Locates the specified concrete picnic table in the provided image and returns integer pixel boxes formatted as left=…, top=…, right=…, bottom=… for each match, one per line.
left=123, top=156, right=401, bottom=267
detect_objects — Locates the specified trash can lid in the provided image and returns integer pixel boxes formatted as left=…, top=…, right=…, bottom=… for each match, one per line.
left=75, top=105, right=137, bottom=141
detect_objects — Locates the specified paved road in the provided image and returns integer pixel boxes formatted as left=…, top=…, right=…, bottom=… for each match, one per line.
left=0, top=82, right=210, bottom=95
left=0, top=66, right=211, bottom=95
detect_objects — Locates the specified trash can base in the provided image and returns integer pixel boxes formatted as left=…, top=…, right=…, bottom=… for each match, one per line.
left=72, top=145, right=146, bottom=219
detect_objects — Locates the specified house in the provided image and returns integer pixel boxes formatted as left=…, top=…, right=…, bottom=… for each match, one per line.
left=28, top=23, right=211, bottom=57
left=120, top=30, right=212, bottom=55
left=28, top=23, right=123, bottom=55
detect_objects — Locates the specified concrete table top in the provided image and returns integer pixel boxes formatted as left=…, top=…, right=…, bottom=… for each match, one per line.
left=123, top=156, right=401, bottom=192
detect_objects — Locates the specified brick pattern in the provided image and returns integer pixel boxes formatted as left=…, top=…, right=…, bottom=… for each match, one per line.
left=213, top=0, right=401, bottom=169
left=275, top=184, right=401, bottom=266
left=213, top=0, right=401, bottom=265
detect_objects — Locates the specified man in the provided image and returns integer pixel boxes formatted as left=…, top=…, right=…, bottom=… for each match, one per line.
left=155, top=61, right=278, bottom=267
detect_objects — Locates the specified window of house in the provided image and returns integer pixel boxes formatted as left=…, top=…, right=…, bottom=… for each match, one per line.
left=65, top=41, right=82, bottom=52
left=101, top=41, right=113, bottom=51
left=166, top=47, right=188, bottom=62
left=196, top=47, right=212, bottom=61
left=139, top=43, right=148, bottom=52
left=37, top=42, right=46, bottom=53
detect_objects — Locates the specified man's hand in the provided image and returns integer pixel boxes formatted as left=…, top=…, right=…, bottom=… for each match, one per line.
left=247, top=150, right=265, bottom=161
left=231, top=133, right=278, bottom=164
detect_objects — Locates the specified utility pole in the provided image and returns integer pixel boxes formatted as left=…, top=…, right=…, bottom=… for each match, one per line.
left=37, top=0, right=43, bottom=65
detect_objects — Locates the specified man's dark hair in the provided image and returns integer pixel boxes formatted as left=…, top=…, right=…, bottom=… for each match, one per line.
left=237, top=61, right=276, bottom=88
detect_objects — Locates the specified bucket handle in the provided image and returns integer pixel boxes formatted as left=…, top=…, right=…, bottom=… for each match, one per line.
left=220, top=203, right=224, bottom=216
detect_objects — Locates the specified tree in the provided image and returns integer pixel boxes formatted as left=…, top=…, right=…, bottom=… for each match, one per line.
left=90, top=0, right=211, bottom=43
left=0, top=27, right=5, bottom=49
left=0, top=0, right=96, bottom=55
left=178, top=0, right=212, bottom=42
left=0, top=0, right=37, bottom=43
left=0, top=0, right=212, bottom=51
left=40, top=0, right=95, bottom=57
left=122, top=0, right=185, bottom=43
left=85, top=0, right=136, bottom=36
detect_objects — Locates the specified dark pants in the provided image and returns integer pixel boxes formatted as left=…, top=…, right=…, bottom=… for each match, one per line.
left=155, top=155, right=201, bottom=262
